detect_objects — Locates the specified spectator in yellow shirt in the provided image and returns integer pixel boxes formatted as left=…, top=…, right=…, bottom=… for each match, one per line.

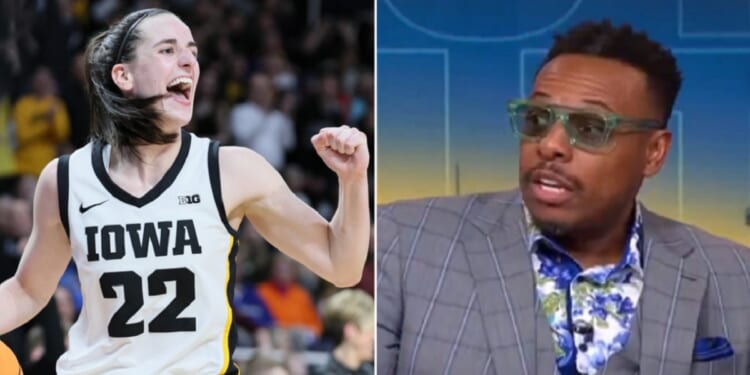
left=13, top=66, right=70, bottom=177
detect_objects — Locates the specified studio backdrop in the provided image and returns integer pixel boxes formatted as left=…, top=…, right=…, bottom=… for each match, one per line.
left=377, top=0, right=750, bottom=245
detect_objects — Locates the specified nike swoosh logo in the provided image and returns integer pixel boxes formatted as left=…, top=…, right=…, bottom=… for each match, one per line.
left=79, top=200, right=108, bottom=214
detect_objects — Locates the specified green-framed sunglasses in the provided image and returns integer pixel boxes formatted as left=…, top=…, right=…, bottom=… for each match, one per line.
left=507, top=99, right=665, bottom=152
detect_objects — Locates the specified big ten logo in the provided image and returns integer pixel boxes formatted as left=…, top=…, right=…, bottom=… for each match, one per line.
left=178, top=194, right=201, bottom=205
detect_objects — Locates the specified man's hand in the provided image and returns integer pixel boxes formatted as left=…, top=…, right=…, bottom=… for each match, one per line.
left=311, top=125, right=369, bottom=181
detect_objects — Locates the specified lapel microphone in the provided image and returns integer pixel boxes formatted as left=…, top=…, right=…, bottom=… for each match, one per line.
left=573, top=320, right=595, bottom=352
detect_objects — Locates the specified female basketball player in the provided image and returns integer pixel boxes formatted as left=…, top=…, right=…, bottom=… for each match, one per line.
left=0, top=8, right=370, bottom=374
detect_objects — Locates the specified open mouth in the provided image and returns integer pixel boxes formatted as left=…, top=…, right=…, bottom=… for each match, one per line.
left=166, top=77, right=193, bottom=102
left=536, top=178, right=568, bottom=194
left=528, top=170, right=575, bottom=205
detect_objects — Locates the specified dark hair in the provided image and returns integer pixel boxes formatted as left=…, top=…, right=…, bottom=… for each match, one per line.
left=320, top=289, right=373, bottom=346
left=84, top=8, right=178, bottom=155
left=322, top=314, right=347, bottom=346
left=541, top=20, right=682, bottom=125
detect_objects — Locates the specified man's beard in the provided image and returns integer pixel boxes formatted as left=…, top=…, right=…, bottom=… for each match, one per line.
left=530, top=215, right=571, bottom=238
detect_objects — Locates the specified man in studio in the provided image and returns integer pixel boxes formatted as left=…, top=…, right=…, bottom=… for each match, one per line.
left=377, top=20, right=750, bottom=375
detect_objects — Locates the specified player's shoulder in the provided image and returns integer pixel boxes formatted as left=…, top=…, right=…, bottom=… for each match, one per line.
left=40, top=146, right=94, bottom=204
left=31, top=158, right=64, bottom=221
left=215, top=145, right=269, bottom=175
left=217, top=144, right=260, bottom=159
left=214, top=145, right=282, bottom=202
left=378, top=189, right=523, bottom=237
left=38, top=157, right=60, bottom=188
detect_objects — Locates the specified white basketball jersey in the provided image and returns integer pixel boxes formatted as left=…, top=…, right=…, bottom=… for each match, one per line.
left=56, top=131, right=239, bottom=375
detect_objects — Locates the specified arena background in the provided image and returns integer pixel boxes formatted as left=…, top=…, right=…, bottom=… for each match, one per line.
left=377, top=0, right=750, bottom=246
left=0, top=0, right=373, bottom=373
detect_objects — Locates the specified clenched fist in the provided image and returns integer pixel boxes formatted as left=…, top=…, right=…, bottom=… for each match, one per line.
left=311, top=125, right=369, bottom=181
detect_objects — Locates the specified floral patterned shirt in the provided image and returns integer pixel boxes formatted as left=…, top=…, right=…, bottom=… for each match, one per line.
left=526, top=206, right=644, bottom=375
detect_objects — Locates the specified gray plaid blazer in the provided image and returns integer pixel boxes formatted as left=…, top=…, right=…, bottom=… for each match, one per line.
left=377, top=190, right=750, bottom=375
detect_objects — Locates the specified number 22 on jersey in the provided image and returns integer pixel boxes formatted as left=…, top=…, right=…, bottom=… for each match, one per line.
left=100, top=267, right=197, bottom=337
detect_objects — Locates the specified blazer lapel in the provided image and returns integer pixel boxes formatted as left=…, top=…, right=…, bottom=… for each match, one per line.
left=536, top=303, right=557, bottom=375
left=464, top=193, right=538, bottom=375
left=637, top=209, right=708, bottom=375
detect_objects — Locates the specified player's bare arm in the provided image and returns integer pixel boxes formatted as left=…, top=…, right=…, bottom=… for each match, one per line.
left=220, top=125, right=370, bottom=287
left=0, top=159, right=72, bottom=334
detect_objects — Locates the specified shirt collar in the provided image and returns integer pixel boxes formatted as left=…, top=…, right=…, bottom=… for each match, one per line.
left=523, top=202, right=645, bottom=272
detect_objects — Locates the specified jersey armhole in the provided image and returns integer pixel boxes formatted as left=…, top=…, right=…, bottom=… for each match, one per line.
left=57, top=154, right=70, bottom=237
left=208, top=141, right=240, bottom=237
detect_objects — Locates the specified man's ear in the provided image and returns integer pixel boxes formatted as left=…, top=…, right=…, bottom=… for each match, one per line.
left=342, top=322, right=358, bottom=341
left=111, top=63, right=134, bottom=92
left=643, top=130, right=671, bottom=178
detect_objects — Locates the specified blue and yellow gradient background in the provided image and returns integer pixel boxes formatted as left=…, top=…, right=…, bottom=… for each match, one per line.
left=377, top=0, right=750, bottom=245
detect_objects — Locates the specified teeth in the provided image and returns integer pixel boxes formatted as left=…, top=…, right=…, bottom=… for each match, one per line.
left=539, top=178, right=561, bottom=187
left=167, top=77, right=193, bottom=88
left=540, top=184, right=564, bottom=193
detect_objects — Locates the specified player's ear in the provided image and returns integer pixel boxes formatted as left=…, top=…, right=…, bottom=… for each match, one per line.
left=111, top=63, right=134, bottom=92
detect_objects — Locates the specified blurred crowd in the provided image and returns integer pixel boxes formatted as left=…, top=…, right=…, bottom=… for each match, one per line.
left=0, top=0, right=374, bottom=374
